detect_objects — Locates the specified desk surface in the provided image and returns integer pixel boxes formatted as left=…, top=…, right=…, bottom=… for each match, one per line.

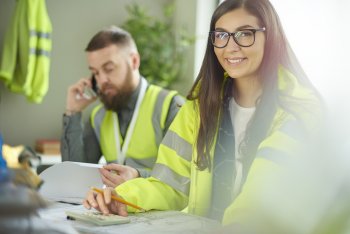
left=39, top=202, right=221, bottom=234
left=37, top=154, right=61, bottom=165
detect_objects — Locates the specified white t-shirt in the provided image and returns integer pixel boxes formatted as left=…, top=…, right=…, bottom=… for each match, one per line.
left=229, top=97, right=256, bottom=197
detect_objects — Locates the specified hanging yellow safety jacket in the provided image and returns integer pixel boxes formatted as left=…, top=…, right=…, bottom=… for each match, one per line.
left=0, top=0, right=52, bottom=103
left=90, top=79, right=178, bottom=172
left=115, top=66, right=323, bottom=225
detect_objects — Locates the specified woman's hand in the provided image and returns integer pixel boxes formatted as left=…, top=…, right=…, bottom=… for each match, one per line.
left=82, top=187, right=128, bottom=216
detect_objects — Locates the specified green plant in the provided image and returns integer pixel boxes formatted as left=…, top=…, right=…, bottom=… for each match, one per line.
left=121, top=3, right=194, bottom=88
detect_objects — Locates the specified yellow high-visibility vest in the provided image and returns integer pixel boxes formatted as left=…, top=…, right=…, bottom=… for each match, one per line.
left=91, top=81, right=178, bottom=172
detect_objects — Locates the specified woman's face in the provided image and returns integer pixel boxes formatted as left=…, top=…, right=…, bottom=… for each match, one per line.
left=214, top=8, right=265, bottom=81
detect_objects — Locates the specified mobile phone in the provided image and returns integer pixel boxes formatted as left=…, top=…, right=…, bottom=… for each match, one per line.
left=80, top=75, right=98, bottom=99
left=75, top=75, right=98, bottom=100
left=91, top=74, right=98, bottom=94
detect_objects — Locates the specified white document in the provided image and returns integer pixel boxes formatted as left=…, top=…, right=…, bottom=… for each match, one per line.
left=38, top=161, right=103, bottom=204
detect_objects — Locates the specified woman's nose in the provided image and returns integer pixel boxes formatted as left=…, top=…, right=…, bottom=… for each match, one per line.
left=227, top=36, right=241, bottom=51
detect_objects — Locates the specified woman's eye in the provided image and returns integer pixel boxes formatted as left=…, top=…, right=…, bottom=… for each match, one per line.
left=216, top=32, right=229, bottom=40
left=238, top=31, right=253, bottom=37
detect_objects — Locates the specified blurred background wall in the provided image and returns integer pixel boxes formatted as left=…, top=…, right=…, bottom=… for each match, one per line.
left=270, top=0, right=350, bottom=110
left=271, top=0, right=350, bottom=141
left=0, top=0, right=217, bottom=147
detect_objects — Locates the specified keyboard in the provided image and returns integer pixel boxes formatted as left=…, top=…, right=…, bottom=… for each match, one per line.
left=65, top=210, right=130, bottom=226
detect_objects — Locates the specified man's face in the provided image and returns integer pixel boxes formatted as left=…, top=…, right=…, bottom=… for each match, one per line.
left=87, top=44, right=139, bottom=111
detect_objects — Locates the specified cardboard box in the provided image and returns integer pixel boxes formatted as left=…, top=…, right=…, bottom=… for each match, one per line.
left=35, top=139, right=60, bottom=155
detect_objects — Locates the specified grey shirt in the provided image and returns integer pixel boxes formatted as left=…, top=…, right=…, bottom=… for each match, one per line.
left=61, top=79, right=184, bottom=178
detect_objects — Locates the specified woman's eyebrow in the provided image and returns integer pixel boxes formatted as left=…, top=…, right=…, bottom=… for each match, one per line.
left=236, top=24, right=256, bottom=30
left=214, top=24, right=256, bottom=31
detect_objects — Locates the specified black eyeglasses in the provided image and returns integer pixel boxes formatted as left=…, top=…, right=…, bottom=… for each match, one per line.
left=209, top=27, right=266, bottom=48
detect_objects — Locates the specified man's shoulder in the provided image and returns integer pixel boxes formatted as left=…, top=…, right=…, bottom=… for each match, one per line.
left=146, top=83, right=179, bottom=98
left=91, top=103, right=109, bottom=117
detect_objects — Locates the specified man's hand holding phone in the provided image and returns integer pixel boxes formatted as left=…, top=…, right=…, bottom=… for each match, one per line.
left=76, top=75, right=98, bottom=100
left=65, top=75, right=98, bottom=116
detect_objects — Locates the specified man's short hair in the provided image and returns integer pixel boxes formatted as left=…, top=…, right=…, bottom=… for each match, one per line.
left=85, top=26, right=137, bottom=52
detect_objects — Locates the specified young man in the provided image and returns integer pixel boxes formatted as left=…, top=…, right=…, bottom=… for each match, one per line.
left=61, top=26, right=184, bottom=187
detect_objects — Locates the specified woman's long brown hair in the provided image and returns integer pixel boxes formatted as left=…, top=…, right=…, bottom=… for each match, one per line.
left=187, top=0, right=318, bottom=170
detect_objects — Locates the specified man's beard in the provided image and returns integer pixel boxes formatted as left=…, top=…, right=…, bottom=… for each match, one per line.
left=99, top=67, right=134, bottom=111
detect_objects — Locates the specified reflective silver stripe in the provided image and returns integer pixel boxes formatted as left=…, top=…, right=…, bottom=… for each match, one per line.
left=125, top=157, right=156, bottom=169
left=93, top=107, right=106, bottom=142
left=256, top=147, right=290, bottom=164
left=278, top=119, right=305, bottom=140
left=151, top=163, right=190, bottom=195
left=29, top=30, right=51, bottom=39
left=29, top=48, right=50, bottom=57
left=257, top=119, right=307, bottom=163
left=161, top=129, right=192, bottom=162
left=152, top=88, right=169, bottom=146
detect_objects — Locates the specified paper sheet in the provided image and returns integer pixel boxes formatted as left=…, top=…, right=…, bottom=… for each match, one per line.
left=38, top=161, right=103, bottom=204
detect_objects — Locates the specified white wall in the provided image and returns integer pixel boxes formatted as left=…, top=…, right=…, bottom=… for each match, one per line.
left=193, top=0, right=217, bottom=79
left=270, top=0, right=350, bottom=110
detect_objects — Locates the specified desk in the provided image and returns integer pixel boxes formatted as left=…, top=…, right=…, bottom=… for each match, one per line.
left=37, top=153, right=61, bottom=165
left=39, top=202, right=221, bottom=234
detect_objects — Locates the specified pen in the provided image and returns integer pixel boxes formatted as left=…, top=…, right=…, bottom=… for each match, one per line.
left=91, top=187, right=145, bottom=212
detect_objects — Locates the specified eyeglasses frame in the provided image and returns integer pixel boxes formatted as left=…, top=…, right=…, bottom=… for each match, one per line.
left=209, top=27, right=266, bottom=48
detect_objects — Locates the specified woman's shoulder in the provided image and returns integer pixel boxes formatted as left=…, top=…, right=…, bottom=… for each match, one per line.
left=269, top=100, right=324, bottom=145
left=276, top=65, right=325, bottom=131
left=179, top=99, right=199, bottom=113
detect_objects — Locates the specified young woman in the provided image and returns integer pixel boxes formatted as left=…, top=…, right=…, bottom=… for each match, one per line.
left=83, top=0, right=323, bottom=229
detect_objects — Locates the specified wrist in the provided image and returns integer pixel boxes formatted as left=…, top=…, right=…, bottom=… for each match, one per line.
left=65, top=109, right=78, bottom=116
left=133, top=168, right=140, bottom=178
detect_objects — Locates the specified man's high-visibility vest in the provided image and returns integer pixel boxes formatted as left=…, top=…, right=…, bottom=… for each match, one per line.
left=91, top=78, right=178, bottom=172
